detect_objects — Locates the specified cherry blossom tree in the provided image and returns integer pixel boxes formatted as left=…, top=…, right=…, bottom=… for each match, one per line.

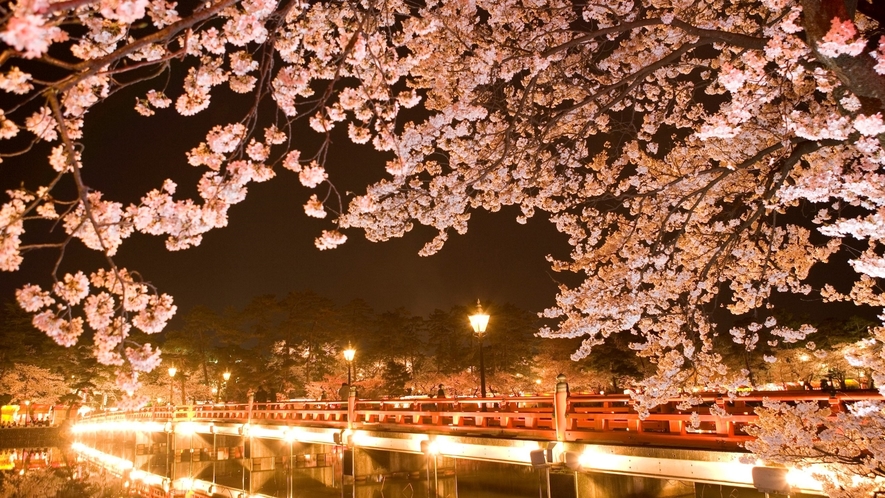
left=0, top=363, right=68, bottom=405
left=3, top=0, right=885, bottom=491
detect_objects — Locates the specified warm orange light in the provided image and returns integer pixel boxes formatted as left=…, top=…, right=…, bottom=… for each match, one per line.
left=343, top=346, right=355, bottom=362
left=469, top=300, right=490, bottom=334
left=168, top=366, right=177, bottom=378
left=222, top=371, right=231, bottom=381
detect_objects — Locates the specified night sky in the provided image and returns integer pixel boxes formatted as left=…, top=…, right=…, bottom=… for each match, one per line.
left=0, top=83, right=576, bottom=321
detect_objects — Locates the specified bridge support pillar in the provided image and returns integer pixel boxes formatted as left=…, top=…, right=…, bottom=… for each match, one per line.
left=574, top=471, right=695, bottom=498
left=170, top=430, right=213, bottom=481
left=350, top=447, right=456, bottom=497
left=695, top=483, right=775, bottom=497
left=555, top=374, right=569, bottom=441
left=351, top=447, right=455, bottom=480
left=244, top=435, right=280, bottom=471
left=348, top=388, right=356, bottom=428
left=133, top=430, right=166, bottom=472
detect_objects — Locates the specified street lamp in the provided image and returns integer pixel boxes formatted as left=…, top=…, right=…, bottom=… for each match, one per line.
left=469, top=300, right=490, bottom=405
left=343, top=344, right=356, bottom=385
left=168, top=366, right=177, bottom=406
left=222, top=371, right=231, bottom=403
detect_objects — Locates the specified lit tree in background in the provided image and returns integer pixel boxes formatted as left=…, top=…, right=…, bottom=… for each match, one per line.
left=3, top=0, right=885, bottom=492
left=0, top=363, right=67, bottom=406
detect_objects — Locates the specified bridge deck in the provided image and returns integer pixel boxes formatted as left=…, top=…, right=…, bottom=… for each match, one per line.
left=81, top=389, right=880, bottom=451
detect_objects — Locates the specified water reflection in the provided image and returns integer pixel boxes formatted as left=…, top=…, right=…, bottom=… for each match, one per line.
left=0, top=445, right=131, bottom=497
left=56, top=429, right=568, bottom=498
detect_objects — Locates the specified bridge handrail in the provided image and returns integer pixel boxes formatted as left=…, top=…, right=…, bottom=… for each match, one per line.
left=76, top=390, right=883, bottom=451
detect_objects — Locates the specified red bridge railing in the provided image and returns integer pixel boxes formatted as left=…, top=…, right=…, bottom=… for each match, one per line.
left=81, top=390, right=882, bottom=451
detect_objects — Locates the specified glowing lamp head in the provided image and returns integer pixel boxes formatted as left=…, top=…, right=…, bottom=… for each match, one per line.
left=343, top=346, right=356, bottom=362
left=223, top=371, right=231, bottom=381
left=168, top=366, right=177, bottom=378
left=284, top=428, right=298, bottom=443
left=469, top=300, right=490, bottom=334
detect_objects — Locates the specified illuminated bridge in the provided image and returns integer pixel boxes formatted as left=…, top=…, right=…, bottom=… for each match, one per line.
left=72, top=381, right=879, bottom=498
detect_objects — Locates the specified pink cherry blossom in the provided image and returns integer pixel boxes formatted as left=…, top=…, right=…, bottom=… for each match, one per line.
left=817, top=18, right=866, bottom=58
left=15, top=284, right=54, bottom=312
left=52, top=271, right=90, bottom=306
left=24, top=107, right=57, bottom=141
left=315, top=230, right=347, bottom=250
left=282, top=150, right=302, bottom=172
left=0, top=67, right=33, bottom=94
left=0, top=13, right=60, bottom=59
left=304, top=194, right=326, bottom=218
left=853, top=114, right=885, bottom=137
left=874, top=36, right=885, bottom=75
left=299, top=162, right=327, bottom=188
left=125, top=343, right=162, bottom=372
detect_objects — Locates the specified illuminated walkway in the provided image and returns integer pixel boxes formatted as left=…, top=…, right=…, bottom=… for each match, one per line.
left=75, top=385, right=880, bottom=497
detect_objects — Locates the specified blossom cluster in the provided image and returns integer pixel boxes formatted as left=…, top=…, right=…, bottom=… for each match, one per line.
left=15, top=268, right=173, bottom=392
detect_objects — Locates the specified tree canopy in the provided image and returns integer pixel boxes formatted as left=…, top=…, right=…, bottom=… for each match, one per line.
left=2, top=0, right=885, bottom=493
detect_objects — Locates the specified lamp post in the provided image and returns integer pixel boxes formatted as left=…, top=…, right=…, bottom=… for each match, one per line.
left=343, top=345, right=356, bottom=385
left=168, top=366, right=177, bottom=406
left=222, top=371, right=231, bottom=403
left=469, top=300, right=490, bottom=407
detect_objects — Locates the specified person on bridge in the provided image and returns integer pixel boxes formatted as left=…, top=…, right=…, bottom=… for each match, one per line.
left=338, top=382, right=350, bottom=401
left=436, top=384, right=449, bottom=411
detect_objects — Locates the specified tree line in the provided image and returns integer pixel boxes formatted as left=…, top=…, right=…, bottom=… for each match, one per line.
left=0, top=294, right=873, bottom=408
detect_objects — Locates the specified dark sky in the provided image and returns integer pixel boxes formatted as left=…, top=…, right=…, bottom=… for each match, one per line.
left=0, top=85, right=575, bottom=320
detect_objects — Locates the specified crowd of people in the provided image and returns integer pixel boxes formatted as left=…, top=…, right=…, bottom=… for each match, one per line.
left=0, top=414, right=53, bottom=428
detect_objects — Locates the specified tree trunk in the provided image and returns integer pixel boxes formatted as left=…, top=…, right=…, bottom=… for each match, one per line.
left=801, top=0, right=885, bottom=115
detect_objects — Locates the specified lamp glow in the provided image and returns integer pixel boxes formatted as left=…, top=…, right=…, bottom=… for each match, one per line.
left=468, top=302, right=489, bottom=334
left=469, top=300, right=489, bottom=403
left=343, top=344, right=356, bottom=384
left=343, top=347, right=355, bottom=362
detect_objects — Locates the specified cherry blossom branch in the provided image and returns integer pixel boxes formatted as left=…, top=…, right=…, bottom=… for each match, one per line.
left=54, top=0, right=240, bottom=92
left=96, top=49, right=183, bottom=79
left=696, top=138, right=841, bottom=284
left=646, top=135, right=795, bottom=258
left=546, top=16, right=767, bottom=59
left=542, top=40, right=703, bottom=139
left=38, top=54, right=80, bottom=71
left=46, top=92, right=122, bottom=282
left=669, top=19, right=767, bottom=51
left=44, top=0, right=99, bottom=15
